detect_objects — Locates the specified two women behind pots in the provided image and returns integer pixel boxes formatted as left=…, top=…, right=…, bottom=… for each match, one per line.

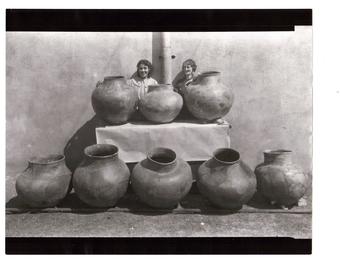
left=127, top=58, right=200, bottom=100
left=127, top=58, right=199, bottom=120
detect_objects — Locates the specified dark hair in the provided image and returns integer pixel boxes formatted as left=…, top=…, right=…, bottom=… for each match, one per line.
left=182, top=59, right=197, bottom=72
left=136, top=59, right=153, bottom=77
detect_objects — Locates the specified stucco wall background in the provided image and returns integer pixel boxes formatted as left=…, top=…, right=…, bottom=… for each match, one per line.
left=6, top=27, right=312, bottom=174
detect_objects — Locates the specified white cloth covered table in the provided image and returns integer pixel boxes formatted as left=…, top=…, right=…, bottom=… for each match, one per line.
left=96, top=121, right=231, bottom=163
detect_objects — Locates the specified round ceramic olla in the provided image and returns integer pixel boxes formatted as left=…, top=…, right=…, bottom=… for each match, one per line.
left=92, top=76, right=138, bottom=124
left=183, top=71, right=234, bottom=122
left=139, top=84, right=183, bottom=123
left=72, top=144, right=130, bottom=207
left=197, top=148, right=256, bottom=210
left=131, top=147, right=193, bottom=209
left=15, top=154, right=72, bottom=208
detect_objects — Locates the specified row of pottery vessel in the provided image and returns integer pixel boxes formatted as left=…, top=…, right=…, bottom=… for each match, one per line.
left=91, top=71, right=234, bottom=124
left=16, top=145, right=308, bottom=209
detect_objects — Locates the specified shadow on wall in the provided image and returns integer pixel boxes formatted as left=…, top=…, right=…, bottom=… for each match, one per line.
left=63, top=115, right=108, bottom=172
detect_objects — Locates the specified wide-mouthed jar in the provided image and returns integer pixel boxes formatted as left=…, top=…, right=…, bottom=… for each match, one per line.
left=139, top=84, right=183, bottom=123
left=131, top=147, right=193, bottom=209
left=73, top=144, right=130, bottom=207
left=92, top=76, right=138, bottom=124
left=182, top=71, right=234, bottom=122
left=197, top=148, right=256, bottom=209
left=15, top=154, right=72, bottom=208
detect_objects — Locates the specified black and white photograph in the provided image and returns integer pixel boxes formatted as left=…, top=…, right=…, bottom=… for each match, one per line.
left=5, top=9, right=314, bottom=254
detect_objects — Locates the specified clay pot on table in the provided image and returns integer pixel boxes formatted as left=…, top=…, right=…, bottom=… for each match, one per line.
left=197, top=148, right=256, bottom=210
left=139, top=84, right=183, bottom=123
left=182, top=71, right=234, bottom=122
left=92, top=76, right=138, bottom=124
left=15, top=154, right=72, bottom=208
left=254, top=149, right=308, bottom=207
left=131, top=147, right=193, bottom=209
left=72, top=144, right=130, bottom=207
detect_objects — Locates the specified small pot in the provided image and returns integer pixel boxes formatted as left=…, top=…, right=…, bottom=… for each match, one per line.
left=254, top=149, right=308, bottom=206
left=15, top=154, right=72, bottom=208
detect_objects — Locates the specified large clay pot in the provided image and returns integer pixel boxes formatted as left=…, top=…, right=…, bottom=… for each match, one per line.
left=72, top=144, right=130, bottom=207
left=183, top=71, right=234, bottom=122
left=131, top=147, right=193, bottom=209
left=15, top=154, right=72, bottom=208
left=254, top=149, right=308, bottom=207
left=92, top=76, right=138, bottom=124
left=139, top=84, right=183, bottom=123
left=197, top=148, right=256, bottom=209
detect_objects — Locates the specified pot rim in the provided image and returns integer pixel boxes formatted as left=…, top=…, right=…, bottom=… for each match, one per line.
left=28, top=154, right=65, bottom=165
left=147, top=147, right=177, bottom=166
left=200, top=71, right=221, bottom=76
left=104, top=76, right=125, bottom=81
left=213, top=148, right=240, bottom=164
left=147, top=84, right=173, bottom=92
left=84, top=144, right=119, bottom=159
left=148, top=84, right=173, bottom=87
left=263, top=149, right=292, bottom=155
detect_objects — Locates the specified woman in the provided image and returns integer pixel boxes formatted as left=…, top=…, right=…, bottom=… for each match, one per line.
left=127, top=59, right=158, bottom=100
left=173, top=59, right=200, bottom=96
left=172, top=59, right=200, bottom=120
left=173, top=59, right=227, bottom=124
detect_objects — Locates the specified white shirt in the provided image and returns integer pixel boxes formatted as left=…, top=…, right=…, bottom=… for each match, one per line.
left=127, top=74, right=158, bottom=99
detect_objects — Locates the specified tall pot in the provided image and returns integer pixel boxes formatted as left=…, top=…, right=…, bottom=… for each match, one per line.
left=139, top=84, right=183, bottom=123
left=197, top=148, right=256, bottom=209
left=92, top=76, right=138, bottom=124
left=183, top=71, right=234, bottom=122
left=73, top=144, right=130, bottom=207
left=15, top=154, right=72, bottom=208
left=131, top=147, right=193, bottom=209
left=254, top=150, right=308, bottom=206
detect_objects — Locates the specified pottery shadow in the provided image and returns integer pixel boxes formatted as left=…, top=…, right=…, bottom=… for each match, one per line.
left=58, top=193, right=111, bottom=214
left=5, top=193, right=108, bottom=214
left=6, top=196, right=31, bottom=210
left=6, top=195, right=63, bottom=214
left=179, top=193, right=238, bottom=215
left=115, top=193, right=175, bottom=216
left=247, top=190, right=313, bottom=210
left=63, top=187, right=172, bottom=215
left=245, top=191, right=295, bottom=209
left=63, top=114, right=112, bottom=173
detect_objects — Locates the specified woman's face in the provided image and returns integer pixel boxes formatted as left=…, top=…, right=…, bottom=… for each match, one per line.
left=183, top=64, right=194, bottom=79
left=138, top=64, right=150, bottom=79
